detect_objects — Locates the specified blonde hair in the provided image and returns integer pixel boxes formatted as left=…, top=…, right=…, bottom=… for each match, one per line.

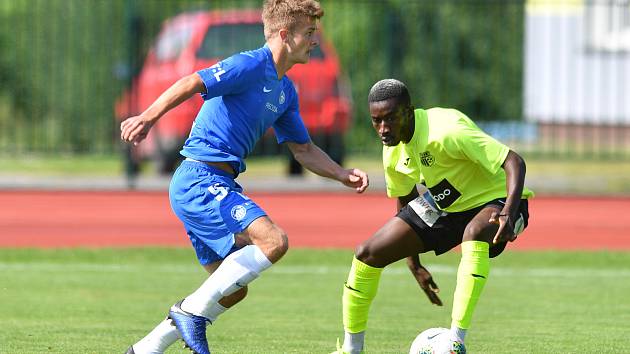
left=262, top=0, right=324, bottom=40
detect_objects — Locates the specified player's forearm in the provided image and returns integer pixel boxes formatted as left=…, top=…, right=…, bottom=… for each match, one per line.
left=290, top=142, right=346, bottom=181
left=502, top=150, right=526, bottom=218
left=406, top=254, right=423, bottom=271
left=142, top=73, right=205, bottom=122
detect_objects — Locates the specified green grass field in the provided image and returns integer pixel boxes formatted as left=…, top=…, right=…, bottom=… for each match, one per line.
left=1, top=248, right=629, bottom=353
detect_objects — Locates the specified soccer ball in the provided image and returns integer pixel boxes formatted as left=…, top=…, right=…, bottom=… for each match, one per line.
left=409, top=327, right=466, bottom=354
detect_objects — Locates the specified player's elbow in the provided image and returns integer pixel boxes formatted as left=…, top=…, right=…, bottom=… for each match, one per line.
left=178, top=73, right=206, bottom=95
left=288, top=142, right=312, bottom=163
left=505, top=150, right=526, bottom=174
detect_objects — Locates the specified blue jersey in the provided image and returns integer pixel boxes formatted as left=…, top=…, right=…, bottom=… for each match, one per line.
left=180, top=45, right=310, bottom=175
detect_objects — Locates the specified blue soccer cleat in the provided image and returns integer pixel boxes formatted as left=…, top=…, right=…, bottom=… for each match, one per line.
left=168, top=300, right=211, bottom=354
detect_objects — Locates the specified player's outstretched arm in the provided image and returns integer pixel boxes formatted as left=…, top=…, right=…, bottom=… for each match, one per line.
left=395, top=189, right=442, bottom=305
left=120, top=73, right=205, bottom=146
left=489, top=150, right=526, bottom=244
left=286, top=141, right=369, bottom=193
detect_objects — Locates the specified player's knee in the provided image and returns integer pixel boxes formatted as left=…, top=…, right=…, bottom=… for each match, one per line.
left=354, top=240, right=379, bottom=266
left=274, top=230, right=289, bottom=257
left=266, top=227, right=289, bottom=263
left=354, top=239, right=391, bottom=268
left=463, top=221, right=494, bottom=243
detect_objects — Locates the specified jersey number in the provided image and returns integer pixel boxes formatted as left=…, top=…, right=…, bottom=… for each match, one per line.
left=208, top=184, right=228, bottom=201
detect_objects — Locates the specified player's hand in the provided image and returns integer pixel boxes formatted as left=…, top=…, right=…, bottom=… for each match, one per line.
left=120, top=115, right=155, bottom=146
left=489, top=210, right=517, bottom=244
left=411, top=266, right=442, bottom=306
left=342, top=168, right=369, bottom=193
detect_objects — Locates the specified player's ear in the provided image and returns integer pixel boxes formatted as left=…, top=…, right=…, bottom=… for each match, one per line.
left=407, top=104, right=415, bottom=117
left=279, top=28, right=289, bottom=42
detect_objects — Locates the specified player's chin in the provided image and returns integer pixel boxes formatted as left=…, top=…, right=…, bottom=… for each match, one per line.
left=300, top=52, right=311, bottom=63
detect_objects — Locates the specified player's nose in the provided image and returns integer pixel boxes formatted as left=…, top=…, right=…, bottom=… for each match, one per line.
left=378, top=123, right=389, bottom=135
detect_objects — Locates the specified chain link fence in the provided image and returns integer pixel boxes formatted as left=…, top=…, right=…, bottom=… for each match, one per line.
left=1, top=0, right=628, bottom=168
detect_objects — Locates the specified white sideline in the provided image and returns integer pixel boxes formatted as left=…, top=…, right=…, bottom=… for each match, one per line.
left=0, top=262, right=629, bottom=278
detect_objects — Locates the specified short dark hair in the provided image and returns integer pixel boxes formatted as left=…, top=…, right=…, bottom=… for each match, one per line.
left=368, top=79, right=410, bottom=106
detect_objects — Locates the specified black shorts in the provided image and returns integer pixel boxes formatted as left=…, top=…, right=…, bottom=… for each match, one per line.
left=397, top=198, right=529, bottom=258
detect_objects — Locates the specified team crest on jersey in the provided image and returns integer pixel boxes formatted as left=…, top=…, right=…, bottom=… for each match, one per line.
left=420, top=151, right=435, bottom=167
left=279, top=90, right=285, bottom=105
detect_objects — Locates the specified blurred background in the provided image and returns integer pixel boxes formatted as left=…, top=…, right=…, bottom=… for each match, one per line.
left=0, top=0, right=628, bottom=195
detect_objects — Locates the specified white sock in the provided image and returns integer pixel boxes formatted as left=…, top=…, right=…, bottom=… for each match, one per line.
left=450, top=325, right=467, bottom=342
left=205, top=302, right=228, bottom=323
left=181, top=245, right=272, bottom=318
left=132, top=318, right=180, bottom=354
left=342, top=331, right=365, bottom=354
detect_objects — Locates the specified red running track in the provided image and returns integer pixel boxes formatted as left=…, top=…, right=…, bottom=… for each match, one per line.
left=1, top=190, right=629, bottom=250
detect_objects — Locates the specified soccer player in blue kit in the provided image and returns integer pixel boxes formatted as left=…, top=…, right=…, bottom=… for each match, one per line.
left=120, top=1, right=368, bottom=353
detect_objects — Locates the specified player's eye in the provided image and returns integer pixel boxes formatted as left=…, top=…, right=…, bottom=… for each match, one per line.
left=383, top=116, right=396, bottom=123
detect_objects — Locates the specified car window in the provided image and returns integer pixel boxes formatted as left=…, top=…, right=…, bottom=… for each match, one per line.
left=155, top=25, right=193, bottom=62
left=196, top=23, right=325, bottom=60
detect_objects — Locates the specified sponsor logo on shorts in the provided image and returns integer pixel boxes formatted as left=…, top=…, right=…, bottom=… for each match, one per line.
left=231, top=205, right=247, bottom=221
left=428, top=179, right=461, bottom=209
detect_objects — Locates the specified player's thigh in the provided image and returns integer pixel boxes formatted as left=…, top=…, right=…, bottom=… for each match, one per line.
left=462, top=205, right=502, bottom=243
left=356, top=216, right=425, bottom=268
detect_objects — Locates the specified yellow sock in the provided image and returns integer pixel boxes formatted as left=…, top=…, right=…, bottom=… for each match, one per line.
left=451, top=240, right=490, bottom=329
left=342, top=257, right=383, bottom=333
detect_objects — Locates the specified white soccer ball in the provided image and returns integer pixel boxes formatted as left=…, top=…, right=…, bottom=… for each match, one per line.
left=409, top=327, right=466, bottom=354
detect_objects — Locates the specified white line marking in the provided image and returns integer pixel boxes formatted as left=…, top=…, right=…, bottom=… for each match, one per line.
left=0, top=263, right=628, bottom=278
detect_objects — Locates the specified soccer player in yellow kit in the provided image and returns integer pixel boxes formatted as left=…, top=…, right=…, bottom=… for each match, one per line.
left=333, top=79, right=534, bottom=354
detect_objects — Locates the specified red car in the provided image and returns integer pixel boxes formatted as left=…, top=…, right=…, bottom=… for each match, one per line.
left=116, top=9, right=352, bottom=175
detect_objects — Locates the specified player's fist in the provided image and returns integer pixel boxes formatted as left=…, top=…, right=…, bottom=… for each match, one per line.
left=343, top=168, right=369, bottom=193
left=120, top=115, right=154, bottom=146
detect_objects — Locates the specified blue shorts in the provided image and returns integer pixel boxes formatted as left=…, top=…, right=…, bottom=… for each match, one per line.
left=169, top=160, right=267, bottom=265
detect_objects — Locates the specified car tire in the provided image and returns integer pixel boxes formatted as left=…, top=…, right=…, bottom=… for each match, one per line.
left=123, top=144, right=141, bottom=176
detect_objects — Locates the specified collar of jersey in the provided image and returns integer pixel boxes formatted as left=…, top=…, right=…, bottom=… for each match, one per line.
left=262, top=44, right=281, bottom=81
